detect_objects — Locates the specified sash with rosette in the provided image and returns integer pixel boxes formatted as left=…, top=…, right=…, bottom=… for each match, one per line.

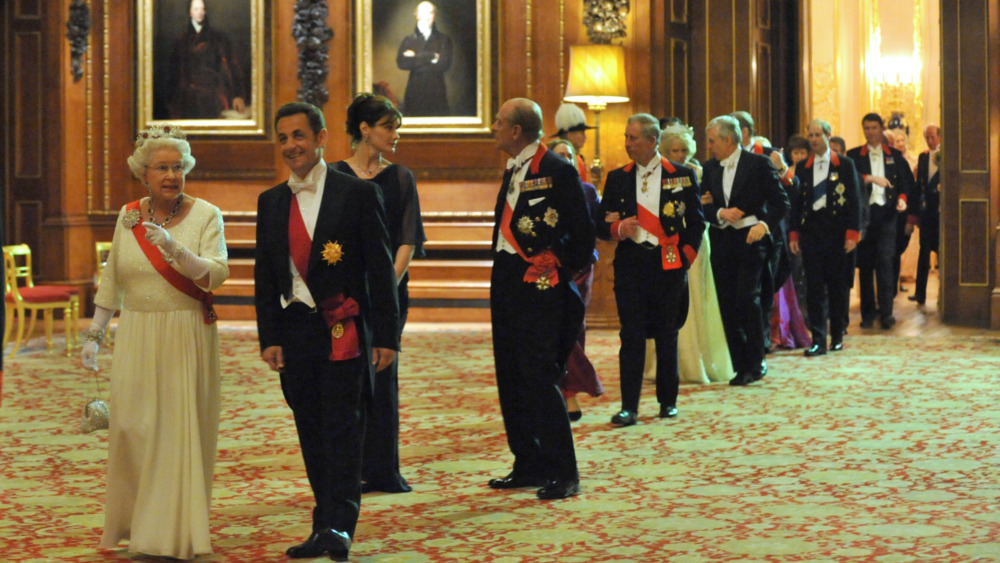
left=319, top=294, right=361, bottom=361
left=125, top=200, right=217, bottom=324
left=636, top=203, right=682, bottom=271
left=499, top=201, right=561, bottom=289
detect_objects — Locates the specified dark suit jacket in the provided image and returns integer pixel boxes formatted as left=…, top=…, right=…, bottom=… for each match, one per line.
left=789, top=151, right=863, bottom=243
left=491, top=144, right=595, bottom=362
left=846, top=143, right=913, bottom=211
left=396, top=25, right=453, bottom=116
left=254, top=164, right=400, bottom=383
left=597, top=156, right=704, bottom=269
left=909, top=150, right=939, bottom=227
left=701, top=150, right=788, bottom=236
left=492, top=145, right=596, bottom=275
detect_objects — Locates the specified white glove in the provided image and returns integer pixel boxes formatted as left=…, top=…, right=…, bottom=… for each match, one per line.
left=142, top=221, right=211, bottom=281
left=82, top=340, right=100, bottom=371
left=142, top=221, right=180, bottom=255
left=81, top=305, right=114, bottom=372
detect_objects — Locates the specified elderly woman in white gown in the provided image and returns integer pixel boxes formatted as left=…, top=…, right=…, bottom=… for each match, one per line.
left=81, top=124, right=229, bottom=559
left=647, top=124, right=734, bottom=384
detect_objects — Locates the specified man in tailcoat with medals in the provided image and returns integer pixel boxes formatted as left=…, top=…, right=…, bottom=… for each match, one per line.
left=789, top=119, right=863, bottom=356
left=486, top=98, right=595, bottom=500
left=598, top=113, right=704, bottom=426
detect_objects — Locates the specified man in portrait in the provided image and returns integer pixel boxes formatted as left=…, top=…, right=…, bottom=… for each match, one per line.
left=396, top=1, right=453, bottom=116
left=164, top=0, right=248, bottom=120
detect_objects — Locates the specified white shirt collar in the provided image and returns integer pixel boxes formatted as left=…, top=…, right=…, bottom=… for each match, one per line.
left=417, top=22, right=433, bottom=40
left=636, top=152, right=662, bottom=175
left=868, top=143, right=882, bottom=154
left=814, top=148, right=831, bottom=163
left=191, top=20, right=203, bottom=33
left=720, top=148, right=741, bottom=169
left=507, top=142, right=540, bottom=170
left=288, top=159, right=327, bottom=189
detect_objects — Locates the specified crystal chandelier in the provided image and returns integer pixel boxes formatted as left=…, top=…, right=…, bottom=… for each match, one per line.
left=582, top=0, right=630, bottom=44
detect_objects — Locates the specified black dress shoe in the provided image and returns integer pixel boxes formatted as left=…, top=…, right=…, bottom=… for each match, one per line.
left=568, top=410, right=583, bottom=422
left=729, top=372, right=755, bottom=386
left=489, top=472, right=548, bottom=489
left=658, top=405, right=678, bottom=418
left=908, top=295, right=925, bottom=304
left=804, top=344, right=827, bottom=357
left=537, top=479, right=580, bottom=500
left=830, top=341, right=844, bottom=352
left=859, top=319, right=875, bottom=329
left=286, top=529, right=351, bottom=559
left=881, top=315, right=896, bottom=329
left=610, top=410, right=637, bottom=426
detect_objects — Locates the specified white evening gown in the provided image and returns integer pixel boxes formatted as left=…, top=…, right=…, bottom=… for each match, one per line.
left=95, top=198, right=229, bottom=559
left=676, top=230, right=734, bottom=383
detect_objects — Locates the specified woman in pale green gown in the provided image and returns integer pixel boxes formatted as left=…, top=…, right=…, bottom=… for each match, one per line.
left=655, top=125, right=734, bottom=383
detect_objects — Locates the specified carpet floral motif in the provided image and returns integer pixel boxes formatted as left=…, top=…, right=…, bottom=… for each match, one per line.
left=1, top=327, right=1000, bottom=562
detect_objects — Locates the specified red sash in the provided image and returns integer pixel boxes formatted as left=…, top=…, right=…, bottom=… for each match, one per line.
left=499, top=201, right=561, bottom=288
left=126, top=200, right=217, bottom=324
left=636, top=204, right=681, bottom=271
left=319, top=294, right=361, bottom=361
left=288, top=196, right=312, bottom=282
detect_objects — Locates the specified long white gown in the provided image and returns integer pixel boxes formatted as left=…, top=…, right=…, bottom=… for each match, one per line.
left=95, top=198, right=229, bottom=559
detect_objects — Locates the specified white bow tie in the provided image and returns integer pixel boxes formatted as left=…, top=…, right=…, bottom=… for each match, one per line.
left=506, top=157, right=523, bottom=171
left=288, top=179, right=317, bottom=194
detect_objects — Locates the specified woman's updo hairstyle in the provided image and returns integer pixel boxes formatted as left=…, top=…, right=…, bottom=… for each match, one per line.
left=345, top=93, right=403, bottom=148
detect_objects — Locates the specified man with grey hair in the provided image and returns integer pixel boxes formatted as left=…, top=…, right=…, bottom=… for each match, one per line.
left=701, top=115, right=787, bottom=385
left=599, top=113, right=704, bottom=426
left=789, top=119, right=863, bottom=356
left=487, top=98, right=595, bottom=499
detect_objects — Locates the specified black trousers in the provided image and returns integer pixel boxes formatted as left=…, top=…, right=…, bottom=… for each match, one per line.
left=613, top=244, right=688, bottom=412
left=801, top=229, right=852, bottom=347
left=857, top=205, right=897, bottom=321
left=709, top=226, right=770, bottom=375
left=490, top=253, right=579, bottom=483
left=279, top=304, right=366, bottom=537
left=914, top=220, right=939, bottom=300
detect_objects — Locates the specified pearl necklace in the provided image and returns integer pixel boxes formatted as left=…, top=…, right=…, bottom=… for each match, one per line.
left=148, top=196, right=183, bottom=227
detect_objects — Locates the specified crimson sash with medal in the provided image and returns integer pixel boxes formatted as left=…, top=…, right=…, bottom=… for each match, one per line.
left=125, top=200, right=217, bottom=324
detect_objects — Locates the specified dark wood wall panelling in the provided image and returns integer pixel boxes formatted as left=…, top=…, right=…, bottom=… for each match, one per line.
left=941, top=0, right=1000, bottom=327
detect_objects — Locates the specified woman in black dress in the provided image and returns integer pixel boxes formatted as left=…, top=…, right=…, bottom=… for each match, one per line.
left=337, top=93, right=426, bottom=493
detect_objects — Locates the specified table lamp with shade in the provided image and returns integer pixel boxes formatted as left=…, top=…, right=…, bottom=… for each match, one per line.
left=563, top=44, right=630, bottom=189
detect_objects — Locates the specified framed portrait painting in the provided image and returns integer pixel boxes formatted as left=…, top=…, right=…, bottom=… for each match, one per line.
left=354, top=0, right=493, bottom=134
left=136, top=0, right=267, bottom=135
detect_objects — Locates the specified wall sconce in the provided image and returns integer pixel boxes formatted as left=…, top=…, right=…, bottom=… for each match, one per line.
left=563, top=44, right=629, bottom=188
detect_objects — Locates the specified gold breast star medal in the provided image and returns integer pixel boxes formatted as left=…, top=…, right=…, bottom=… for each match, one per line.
left=663, top=201, right=675, bottom=217
left=543, top=207, right=559, bottom=228
left=830, top=172, right=839, bottom=183
left=517, top=216, right=535, bottom=235
left=321, top=240, right=344, bottom=265
left=122, top=208, right=142, bottom=229
left=331, top=322, right=345, bottom=339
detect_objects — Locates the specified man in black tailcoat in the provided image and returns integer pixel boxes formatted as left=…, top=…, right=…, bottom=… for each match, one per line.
left=701, top=115, right=788, bottom=386
left=599, top=113, right=704, bottom=427
left=255, top=102, right=399, bottom=560
left=847, top=112, right=913, bottom=329
left=487, top=98, right=595, bottom=500
left=790, top=119, right=863, bottom=356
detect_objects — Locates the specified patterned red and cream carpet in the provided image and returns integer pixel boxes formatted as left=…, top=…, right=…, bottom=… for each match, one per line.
left=2, top=323, right=1000, bottom=562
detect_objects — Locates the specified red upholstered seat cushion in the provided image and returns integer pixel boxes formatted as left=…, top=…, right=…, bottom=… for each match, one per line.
left=43, top=284, right=80, bottom=295
left=6, top=285, right=74, bottom=303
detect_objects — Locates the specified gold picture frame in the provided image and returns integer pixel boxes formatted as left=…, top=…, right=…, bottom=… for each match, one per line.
left=354, top=0, right=493, bottom=134
left=136, top=0, right=267, bottom=136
